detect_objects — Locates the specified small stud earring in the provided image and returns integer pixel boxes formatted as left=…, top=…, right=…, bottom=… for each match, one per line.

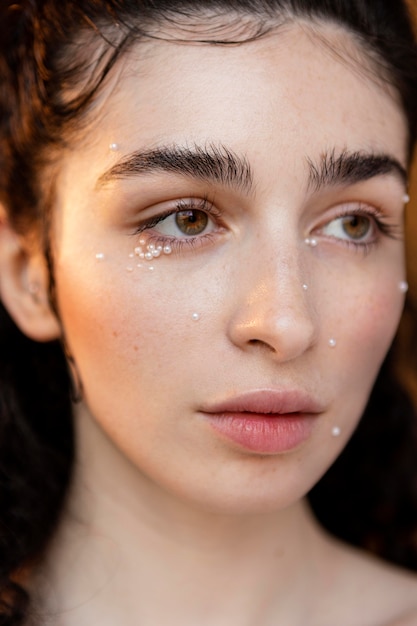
left=28, top=282, right=40, bottom=302
left=28, top=282, right=39, bottom=295
left=399, top=280, right=409, bottom=294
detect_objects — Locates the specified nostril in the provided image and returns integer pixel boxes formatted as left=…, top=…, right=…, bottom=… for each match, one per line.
left=248, top=338, right=276, bottom=352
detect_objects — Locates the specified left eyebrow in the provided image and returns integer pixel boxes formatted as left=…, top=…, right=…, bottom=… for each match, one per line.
left=307, top=149, right=407, bottom=192
left=97, top=143, right=253, bottom=193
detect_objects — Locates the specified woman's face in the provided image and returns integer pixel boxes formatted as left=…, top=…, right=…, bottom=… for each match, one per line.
left=51, top=22, right=408, bottom=513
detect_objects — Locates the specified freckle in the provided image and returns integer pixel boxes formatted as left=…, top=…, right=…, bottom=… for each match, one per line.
left=112, top=331, right=119, bottom=338
left=133, top=345, right=138, bottom=352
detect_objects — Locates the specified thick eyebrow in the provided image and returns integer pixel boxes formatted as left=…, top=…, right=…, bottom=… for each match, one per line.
left=307, top=149, right=407, bottom=192
left=97, top=143, right=253, bottom=193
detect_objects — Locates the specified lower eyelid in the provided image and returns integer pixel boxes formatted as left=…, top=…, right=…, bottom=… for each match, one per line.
left=143, top=231, right=218, bottom=254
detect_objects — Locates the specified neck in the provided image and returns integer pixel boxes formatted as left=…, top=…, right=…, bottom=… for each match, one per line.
left=35, top=404, right=333, bottom=626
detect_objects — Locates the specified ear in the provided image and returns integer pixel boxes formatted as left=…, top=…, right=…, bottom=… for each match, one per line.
left=0, top=209, right=61, bottom=342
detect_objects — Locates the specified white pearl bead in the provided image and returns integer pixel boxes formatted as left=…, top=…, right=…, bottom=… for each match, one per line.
left=192, top=313, right=200, bottom=321
left=403, top=194, right=410, bottom=203
left=399, top=280, right=409, bottom=293
left=302, top=284, right=308, bottom=291
left=95, top=252, right=105, bottom=260
left=163, top=245, right=172, bottom=255
left=331, top=426, right=341, bottom=437
left=145, top=252, right=153, bottom=260
left=109, top=143, right=119, bottom=151
left=328, top=338, right=337, bottom=348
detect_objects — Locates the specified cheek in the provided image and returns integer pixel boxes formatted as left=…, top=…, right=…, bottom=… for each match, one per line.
left=55, top=258, right=210, bottom=408
left=326, top=278, right=404, bottom=420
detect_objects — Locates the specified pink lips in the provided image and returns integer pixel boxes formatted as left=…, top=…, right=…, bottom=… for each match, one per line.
left=200, top=390, right=322, bottom=454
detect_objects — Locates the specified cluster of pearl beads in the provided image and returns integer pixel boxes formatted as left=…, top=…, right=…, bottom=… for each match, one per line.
left=132, top=238, right=172, bottom=262
left=123, top=238, right=173, bottom=272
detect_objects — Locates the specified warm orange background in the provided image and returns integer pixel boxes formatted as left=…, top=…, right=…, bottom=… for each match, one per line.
left=391, top=0, right=417, bottom=400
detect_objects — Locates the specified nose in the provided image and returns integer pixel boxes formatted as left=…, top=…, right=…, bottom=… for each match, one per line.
left=227, top=242, right=318, bottom=362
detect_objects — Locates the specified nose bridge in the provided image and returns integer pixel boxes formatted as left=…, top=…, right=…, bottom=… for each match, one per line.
left=228, top=233, right=317, bottom=360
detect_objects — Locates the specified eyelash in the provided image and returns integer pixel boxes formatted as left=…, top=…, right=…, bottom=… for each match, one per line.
left=131, top=197, right=223, bottom=253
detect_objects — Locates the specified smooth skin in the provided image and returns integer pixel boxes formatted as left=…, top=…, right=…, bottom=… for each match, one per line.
left=1, top=17, right=417, bottom=626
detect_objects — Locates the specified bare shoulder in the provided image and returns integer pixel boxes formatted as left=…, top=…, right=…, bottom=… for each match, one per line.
left=319, top=535, right=417, bottom=626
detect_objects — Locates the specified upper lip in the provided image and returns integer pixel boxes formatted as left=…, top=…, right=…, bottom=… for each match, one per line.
left=200, top=389, right=324, bottom=416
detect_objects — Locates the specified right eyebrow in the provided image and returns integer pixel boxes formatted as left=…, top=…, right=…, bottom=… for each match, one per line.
left=307, top=149, right=407, bottom=192
left=97, top=143, right=254, bottom=193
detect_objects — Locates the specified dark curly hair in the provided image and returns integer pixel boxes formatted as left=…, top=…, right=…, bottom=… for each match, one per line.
left=1, top=1, right=417, bottom=623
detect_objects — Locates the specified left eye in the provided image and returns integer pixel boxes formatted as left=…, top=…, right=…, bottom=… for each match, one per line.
left=320, top=214, right=372, bottom=241
left=156, top=209, right=214, bottom=237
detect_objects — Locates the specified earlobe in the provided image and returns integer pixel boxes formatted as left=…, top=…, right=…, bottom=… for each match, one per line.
left=0, top=211, right=61, bottom=342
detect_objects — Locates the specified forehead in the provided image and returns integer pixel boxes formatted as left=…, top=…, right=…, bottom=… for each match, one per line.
left=65, top=20, right=408, bottom=186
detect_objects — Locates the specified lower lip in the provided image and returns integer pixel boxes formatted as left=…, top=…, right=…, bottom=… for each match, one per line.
left=203, top=413, right=316, bottom=454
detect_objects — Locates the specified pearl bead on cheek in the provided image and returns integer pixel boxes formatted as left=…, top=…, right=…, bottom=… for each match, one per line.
left=331, top=426, right=341, bottom=437
left=398, top=280, right=409, bottom=294
left=192, top=313, right=200, bottom=321
left=328, top=338, right=337, bottom=348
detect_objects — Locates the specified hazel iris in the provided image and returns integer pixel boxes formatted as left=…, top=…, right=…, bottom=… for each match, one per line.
left=176, top=210, right=208, bottom=235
